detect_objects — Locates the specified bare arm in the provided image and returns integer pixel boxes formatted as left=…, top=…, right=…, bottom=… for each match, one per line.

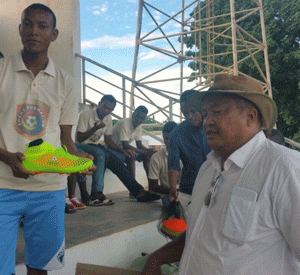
left=168, top=169, right=179, bottom=201
left=137, top=140, right=156, bottom=156
left=141, top=232, right=186, bottom=275
left=122, top=140, right=155, bottom=157
left=104, top=135, right=136, bottom=158
left=148, top=178, right=170, bottom=194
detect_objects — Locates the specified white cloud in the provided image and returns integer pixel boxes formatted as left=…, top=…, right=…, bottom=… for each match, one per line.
left=154, top=15, right=161, bottom=21
left=91, top=3, right=108, bottom=15
left=101, top=5, right=108, bottom=13
left=81, top=34, right=136, bottom=50
left=83, top=66, right=196, bottom=122
left=93, top=10, right=101, bottom=15
left=81, top=32, right=165, bottom=50
left=139, top=50, right=168, bottom=61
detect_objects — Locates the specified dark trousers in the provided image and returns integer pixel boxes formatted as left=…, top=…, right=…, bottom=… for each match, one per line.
left=88, top=144, right=143, bottom=197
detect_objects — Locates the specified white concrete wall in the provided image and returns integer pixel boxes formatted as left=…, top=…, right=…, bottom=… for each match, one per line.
left=0, top=0, right=81, bottom=101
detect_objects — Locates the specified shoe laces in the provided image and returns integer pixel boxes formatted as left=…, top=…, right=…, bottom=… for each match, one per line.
left=65, top=196, right=73, bottom=205
left=70, top=196, right=82, bottom=204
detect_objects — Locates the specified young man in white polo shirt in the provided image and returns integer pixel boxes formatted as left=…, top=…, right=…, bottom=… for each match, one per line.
left=110, top=106, right=155, bottom=179
left=0, top=4, right=94, bottom=275
left=148, top=121, right=178, bottom=194
left=74, top=95, right=161, bottom=204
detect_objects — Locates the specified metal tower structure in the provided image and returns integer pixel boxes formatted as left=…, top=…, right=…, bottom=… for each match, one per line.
left=130, top=0, right=272, bottom=117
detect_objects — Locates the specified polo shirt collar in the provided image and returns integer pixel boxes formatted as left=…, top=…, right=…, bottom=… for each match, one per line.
left=207, top=130, right=266, bottom=171
left=92, top=107, right=99, bottom=120
left=13, top=50, right=56, bottom=77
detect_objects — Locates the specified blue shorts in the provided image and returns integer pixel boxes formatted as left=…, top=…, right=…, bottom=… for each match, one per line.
left=0, top=189, right=65, bottom=274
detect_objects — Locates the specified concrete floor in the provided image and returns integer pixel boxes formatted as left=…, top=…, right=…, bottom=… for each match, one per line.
left=16, top=191, right=162, bottom=265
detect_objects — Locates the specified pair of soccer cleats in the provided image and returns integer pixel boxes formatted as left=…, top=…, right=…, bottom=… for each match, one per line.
left=22, top=138, right=93, bottom=175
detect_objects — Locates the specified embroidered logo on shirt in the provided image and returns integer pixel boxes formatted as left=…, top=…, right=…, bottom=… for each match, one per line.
left=15, top=102, right=50, bottom=140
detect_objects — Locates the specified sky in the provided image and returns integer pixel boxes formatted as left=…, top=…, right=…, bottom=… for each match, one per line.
left=79, top=0, right=197, bottom=121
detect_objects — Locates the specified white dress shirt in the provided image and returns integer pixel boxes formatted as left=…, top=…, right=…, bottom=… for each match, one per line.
left=179, top=131, right=300, bottom=274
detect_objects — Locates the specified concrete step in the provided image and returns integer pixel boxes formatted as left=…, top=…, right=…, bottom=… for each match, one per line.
left=15, top=191, right=166, bottom=274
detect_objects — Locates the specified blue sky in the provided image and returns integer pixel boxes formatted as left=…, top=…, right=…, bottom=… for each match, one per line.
left=80, top=0, right=196, bottom=74
left=79, top=0, right=196, bottom=121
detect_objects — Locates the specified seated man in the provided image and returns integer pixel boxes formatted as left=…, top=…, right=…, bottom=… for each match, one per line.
left=148, top=121, right=178, bottom=194
left=74, top=95, right=160, bottom=204
left=109, top=106, right=155, bottom=178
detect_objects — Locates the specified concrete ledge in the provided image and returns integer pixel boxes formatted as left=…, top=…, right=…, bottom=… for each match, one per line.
left=16, top=220, right=167, bottom=274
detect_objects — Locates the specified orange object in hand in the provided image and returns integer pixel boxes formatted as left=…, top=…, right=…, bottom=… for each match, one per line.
left=160, top=218, right=187, bottom=239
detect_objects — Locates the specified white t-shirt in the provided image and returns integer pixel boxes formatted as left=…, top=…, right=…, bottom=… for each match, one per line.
left=76, top=107, right=113, bottom=145
left=111, top=117, right=142, bottom=145
left=148, top=147, right=169, bottom=188
left=0, top=51, right=77, bottom=191
left=179, top=131, right=300, bottom=274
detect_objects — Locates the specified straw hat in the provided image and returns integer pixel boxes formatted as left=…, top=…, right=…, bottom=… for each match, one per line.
left=189, top=74, right=277, bottom=131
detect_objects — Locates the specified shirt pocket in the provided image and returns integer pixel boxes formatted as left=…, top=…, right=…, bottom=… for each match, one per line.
left=223, top=186, right=258, bottom=243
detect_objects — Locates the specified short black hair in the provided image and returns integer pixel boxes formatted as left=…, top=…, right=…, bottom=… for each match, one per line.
left=163, top=121, right=177, bottom=134
left=134, top=105, right=148, bottom=115
left=100, top=94, right=117, bottom=105
left=180, top=90, right=199, bottom=104
left=24, top=3, right=56, bottom=29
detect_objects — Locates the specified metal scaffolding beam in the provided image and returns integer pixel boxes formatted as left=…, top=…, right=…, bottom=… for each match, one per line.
left=130, top=0, right=272, bottom=116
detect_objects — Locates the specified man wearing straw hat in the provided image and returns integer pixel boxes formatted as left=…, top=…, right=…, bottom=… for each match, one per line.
left=141, top=74, right=300, bottom=274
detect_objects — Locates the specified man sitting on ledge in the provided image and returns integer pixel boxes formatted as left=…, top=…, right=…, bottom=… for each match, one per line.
left=69, top=95, right=160, bottom=206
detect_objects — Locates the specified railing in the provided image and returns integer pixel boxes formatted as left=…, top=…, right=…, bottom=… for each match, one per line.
left=76, top=53, right=187, bottom=143
left=76, top=53, right=181, bottom=121
left=75, top=53, right=300, bottom=150
left=284, top=138, right=300, bottom=150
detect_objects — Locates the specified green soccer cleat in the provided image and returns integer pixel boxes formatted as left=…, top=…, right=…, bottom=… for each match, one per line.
left=22, top=138, right=93, bottom=174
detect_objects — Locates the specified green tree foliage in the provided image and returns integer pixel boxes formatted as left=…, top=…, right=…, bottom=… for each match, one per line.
left=182, top=0, right=300, bottom=140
